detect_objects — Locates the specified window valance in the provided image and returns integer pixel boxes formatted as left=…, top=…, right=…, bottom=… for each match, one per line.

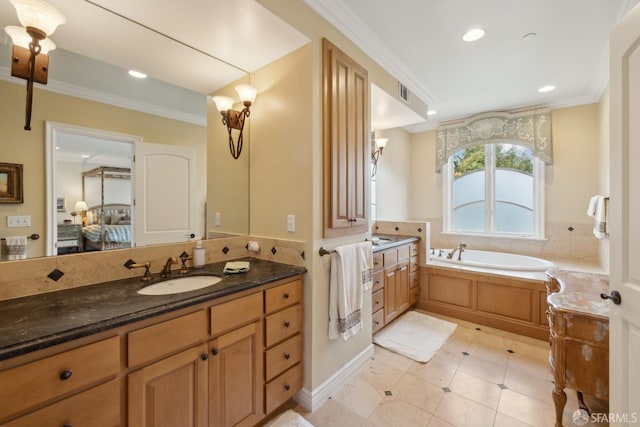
left=435, top=109, right=552, bottom=172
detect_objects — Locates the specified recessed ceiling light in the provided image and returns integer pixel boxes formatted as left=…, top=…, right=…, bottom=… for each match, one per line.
left=538, top=85, right=556, bottom=93
left=81, top=155, right=90, bottom=158
left=128, top=70, right=147, bottom=79
left=427, top=110, right=437, bottom=116
left=463, top=28, right=485, bottom=42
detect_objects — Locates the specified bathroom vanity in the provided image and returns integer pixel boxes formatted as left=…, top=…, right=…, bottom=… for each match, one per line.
left=546, top=269, right=610, bottom=427
left=371, top=236, right=420, bottom=334
left=0, top=259, right=305, bottom=427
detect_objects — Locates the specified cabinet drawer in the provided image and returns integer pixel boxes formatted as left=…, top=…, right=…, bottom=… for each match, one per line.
left=372, top=309, right=384, bottom=334
left=397, top=245, right=410, bottom=261
left=2, top=380, right=120, bottom=427
left=372, top=253, right=383, bottom=271
left=409, top=272, right=418, bottom=289
left=265, top=334, right=302, bottom=382
left=372, top=270, right=384, bottom=292
left=265, top=304, right=302, bottom=347
left=265, top=280, right=302, bottom=314
left=128, top=310, right=207, bottom=367
left=0, top=336, right=119, bottom=420
left=265, top=364, right=302, bottom=414
left=410, top=243, right=419, bottom=257
left=211, top=292, right=263, bottom=336
left=410, top=256, right=418, bottom=273
left=382, top=249, right=397, bottom=267
left=372, top=289, right=384, bottom=312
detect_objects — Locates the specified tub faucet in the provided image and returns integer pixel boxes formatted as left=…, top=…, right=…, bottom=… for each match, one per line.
left=447, top=243, right=467, bottom=260
left=160, top=256, right=178, bottom=278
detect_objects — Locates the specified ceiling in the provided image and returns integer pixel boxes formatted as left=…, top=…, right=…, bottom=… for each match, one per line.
left=2, top=0, right=638, bottom=132
left=308, top=0, right=640, bottom=130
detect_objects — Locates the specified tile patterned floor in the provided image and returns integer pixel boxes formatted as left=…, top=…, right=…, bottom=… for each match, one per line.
left=292, top=311, right=608, bottom=427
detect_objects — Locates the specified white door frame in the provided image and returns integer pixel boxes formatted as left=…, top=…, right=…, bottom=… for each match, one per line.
left=45, top=122, right=141, bottom=256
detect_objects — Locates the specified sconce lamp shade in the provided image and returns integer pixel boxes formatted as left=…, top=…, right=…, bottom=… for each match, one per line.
left=235, top=84, right=257, bottom=104
left=375, top=138, right=388, bottom=149
left=211, top=96, right=235, bottom=112
left=4, top=26, right=56, bottom=53
left=9, top=0, right=66, bottom=36
left=74, top=200, right=88, bottom=211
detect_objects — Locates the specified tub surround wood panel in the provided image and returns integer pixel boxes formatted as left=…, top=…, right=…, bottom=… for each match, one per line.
left=419, top=266, right=549, bottom=340
left=0, top=266, right=305, bottom=426
left=546, top=269, right=609, bottom=427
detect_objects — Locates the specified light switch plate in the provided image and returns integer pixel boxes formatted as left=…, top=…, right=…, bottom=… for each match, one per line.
left=215, top=212, right=221, bottom=226
left=7, top=215, right=31, bottom=227
left=287, top=214, right=295, bottom=232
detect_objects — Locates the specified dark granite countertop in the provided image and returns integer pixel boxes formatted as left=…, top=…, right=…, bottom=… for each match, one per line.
left=371, top=234, right=420, bottom=252
left=0, top=258, right=306, bottom=361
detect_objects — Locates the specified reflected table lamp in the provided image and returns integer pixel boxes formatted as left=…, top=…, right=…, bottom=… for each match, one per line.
left=73, top=200, right=88, bottom=226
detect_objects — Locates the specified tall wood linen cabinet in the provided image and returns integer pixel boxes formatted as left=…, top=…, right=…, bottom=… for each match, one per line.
left=322, top=38, right=370, bottom=237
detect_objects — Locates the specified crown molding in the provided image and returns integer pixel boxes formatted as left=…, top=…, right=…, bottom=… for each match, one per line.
left=0, top=66, right=206, bottom=127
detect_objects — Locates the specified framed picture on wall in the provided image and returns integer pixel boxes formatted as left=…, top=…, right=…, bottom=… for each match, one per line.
left=57, top=197, right=66, bottom=212
left=0, top=163, right=23, bottom=204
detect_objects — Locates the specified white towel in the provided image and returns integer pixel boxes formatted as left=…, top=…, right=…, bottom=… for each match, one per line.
left=587, top=195, right=602, bottom=217
left=328, top=241, right=373, bottom=340
left=6, top=236, right=27, bottom=260
left=592, top=196, right=609, bottom=239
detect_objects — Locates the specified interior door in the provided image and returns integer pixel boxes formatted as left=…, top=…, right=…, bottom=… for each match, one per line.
left=134, top=142, right=198, bottom=246
left=609, top=3, right=640, bottom=422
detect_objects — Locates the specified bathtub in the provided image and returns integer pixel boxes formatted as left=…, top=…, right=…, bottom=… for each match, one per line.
left=421, top=248, right=555, bottom=340
left=429, top=249, right=555, bottom=274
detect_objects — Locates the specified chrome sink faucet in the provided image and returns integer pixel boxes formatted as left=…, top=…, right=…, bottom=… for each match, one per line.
left=160, top=256, right=178, bottom=278
left=447, top=243, right=467, bottom=260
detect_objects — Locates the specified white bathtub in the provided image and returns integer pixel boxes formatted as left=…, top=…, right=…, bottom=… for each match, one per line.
left=428, top=249, right=555, bottom=280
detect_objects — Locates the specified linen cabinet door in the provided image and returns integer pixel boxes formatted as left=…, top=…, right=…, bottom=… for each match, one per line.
left=384, top=267, right=398, bottom=323
left=209, top=321, right=264, bottom=427
left=395, top=261, right=410, bottom=314
left=128, top=343, right=209, bottom=427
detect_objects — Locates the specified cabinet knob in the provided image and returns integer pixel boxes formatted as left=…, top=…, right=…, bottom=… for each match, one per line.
left=374, top=321, right=380, bottom=325
left=59, top=370, right=73, bottom=381
left=284, top=353, right=291, bottom=360
left=601, top=290, right=622, bottom=305
left=212, top=348, right=219, bottom=356
left=284, top=293, right=290, bottom=299
left=375, top=300, right=380, bottom=305
left=284, top=384, right=291, bottom=391
left=284, top=321, right=290, bottom=328
left=200, top=353, right=209, bottom=361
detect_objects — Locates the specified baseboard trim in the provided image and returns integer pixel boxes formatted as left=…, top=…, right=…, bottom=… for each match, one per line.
left=294, top=343, right=374, bottom=412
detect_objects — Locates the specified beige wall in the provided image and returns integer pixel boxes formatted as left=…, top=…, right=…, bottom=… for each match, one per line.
left=401, top=103, right=604, bottom=265
left=597, top=89, right=611, bottom=272
left=0, top=80, right=206, bottom=258
left=374, top=127, right=412, bottom=220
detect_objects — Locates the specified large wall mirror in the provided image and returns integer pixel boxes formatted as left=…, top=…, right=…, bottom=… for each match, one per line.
left=0, top=0, right=308, bottom=260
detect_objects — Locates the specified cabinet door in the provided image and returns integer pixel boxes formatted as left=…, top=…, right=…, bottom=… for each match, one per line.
left=384, top=267, right=398, bottom=323
left=322, top=38, right=370, bottom=237
left=209, top=321, right=264, bottom=427
left=128, top=344, right=208, bottom=427
left=396, top=261, right=410, bottom=314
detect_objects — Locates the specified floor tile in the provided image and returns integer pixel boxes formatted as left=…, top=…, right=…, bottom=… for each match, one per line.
left=448, top=370, right=502, bottom=410
left=392, top=372, right=446, bottom=414
left=497, top=388, right=556, bottom=427
left=407, top=357, right=457, bottom=387
left=304, top=399, right=367, bottom=427
left=434, top=391, right=497, bottom=427
left=458, top=354, right=508, bottom=384
left=330, top=377, right=385, bottom=419
left=366, top=399, right=432, bottom=427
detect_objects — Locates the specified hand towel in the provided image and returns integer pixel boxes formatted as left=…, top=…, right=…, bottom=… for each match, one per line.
left=592, top=196, right=609, bottom=239
left=329, top=241, right=373, bottom=340
left=587, top=195, right=602, bottom=217
left=6, top=236, right=27, bottom=260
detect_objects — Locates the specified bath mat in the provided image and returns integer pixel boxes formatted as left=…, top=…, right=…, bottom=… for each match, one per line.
left=265, top=409, right=314, bottom=427
left=373, top=311, right=457, bottom=363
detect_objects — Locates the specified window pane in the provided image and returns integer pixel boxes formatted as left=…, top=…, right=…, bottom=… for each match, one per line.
left=453, top=145, right=485, bottom=176
left=453, top=170, right=485, bottom=208
left=495, top=169, right=533, bottom=209
left=495, top=144, right=533, bottom=174
left=495, top=202, right=533, bottom=234
left=453, top=202, right=485, bottom=232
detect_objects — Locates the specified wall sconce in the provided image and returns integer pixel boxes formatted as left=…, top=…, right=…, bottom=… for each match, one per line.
left=5, top=0, right=66, bottom=131
left=73, top=200, right=88, bottom=225
left=371, top=138, right=388, bottom=177
left=211, top=84, right=258, bottom=159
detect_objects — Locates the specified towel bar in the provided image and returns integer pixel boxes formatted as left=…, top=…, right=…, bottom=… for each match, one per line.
left=1, top=233, right=40, bottom=241
left=319, top=247, right=335, bottom=256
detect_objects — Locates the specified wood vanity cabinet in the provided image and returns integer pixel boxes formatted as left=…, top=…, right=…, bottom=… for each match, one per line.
left=0, top=275, right=304, bottom=427
left=372, top=242, right=419, bottom=333
left=322, top=38, right=370, bottom=237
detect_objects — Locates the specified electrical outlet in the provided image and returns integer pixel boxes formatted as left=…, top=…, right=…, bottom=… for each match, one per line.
left=215, top=212, right=221, bottom=226
left=287, top=214, right=295, bottom=232
left=7, top=215, right=31, bottom=227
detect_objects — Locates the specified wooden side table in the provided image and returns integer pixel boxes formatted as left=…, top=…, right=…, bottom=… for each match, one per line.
left=57, top=223, right=83, bottom=254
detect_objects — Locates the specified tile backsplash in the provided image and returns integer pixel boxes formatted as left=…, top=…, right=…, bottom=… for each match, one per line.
left=0, top=236, right=305, bottom=301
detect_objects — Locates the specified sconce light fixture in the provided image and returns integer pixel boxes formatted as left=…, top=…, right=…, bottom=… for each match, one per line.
left=211, top=84, right=258, bottom=159
left=371, top=138, right=388, bottom=177
left=5, top=0, right=66, bottom=131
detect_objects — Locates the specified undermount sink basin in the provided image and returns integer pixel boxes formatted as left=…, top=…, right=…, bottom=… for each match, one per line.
left=137, top=276, right=222, bottom=295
